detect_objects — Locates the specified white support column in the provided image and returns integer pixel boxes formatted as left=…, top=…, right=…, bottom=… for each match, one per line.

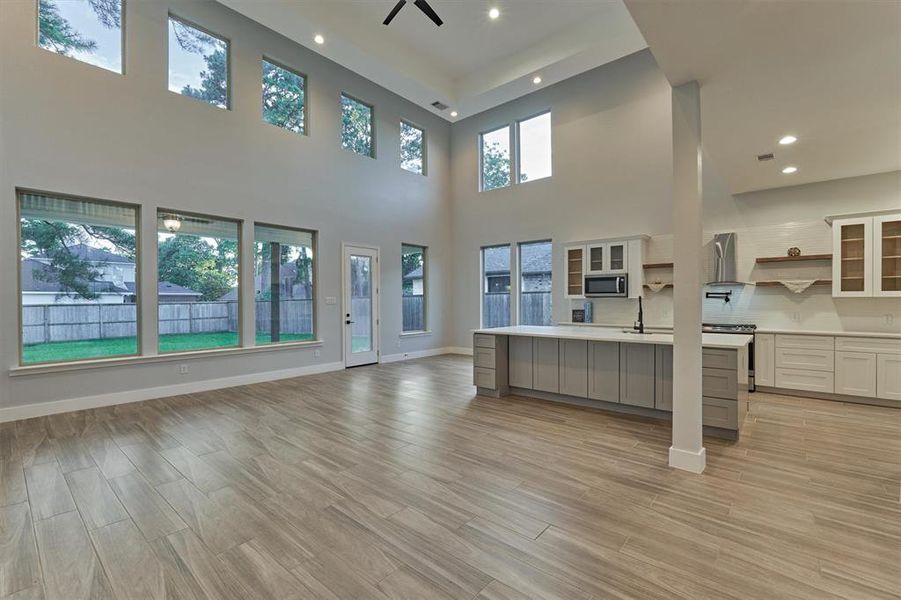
left=139, top=205, right=159, bottom=357
left=240, top=221, right=256, bottom=347
left=669, top=81, right=706, bottom=473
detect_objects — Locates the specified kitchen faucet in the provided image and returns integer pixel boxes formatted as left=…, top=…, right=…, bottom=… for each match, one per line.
left=633, top=295, right=644, bottom=334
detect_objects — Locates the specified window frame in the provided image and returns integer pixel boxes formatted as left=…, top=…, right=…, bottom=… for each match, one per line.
left=399, top=120, right=427, bottom=176
left=261, top=56, right=308, bottom=136
left=16, top=188, right=143, bottom=367
left=156, top=207, right=242, bottom=354
left=36, top=0, right=127, bottom=75
left=401, top=243, right=428, bottom=333
left=166, top=12, right=232, bottom=109
left=252, top=221, right=319, bottom=344
left=480, top=243, right=514, bottom=328
left=517, top=239, right=553, bottom=326
left=478, top=124, right=514, bottom=192
left=515, top=110, right=553, bottom=185
left=340, top=92, right=376, bottom=158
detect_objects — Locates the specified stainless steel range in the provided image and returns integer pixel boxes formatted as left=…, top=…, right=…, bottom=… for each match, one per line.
left=703, top=323, right=757, bottom=391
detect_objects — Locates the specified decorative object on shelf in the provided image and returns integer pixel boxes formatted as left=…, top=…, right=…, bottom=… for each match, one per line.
left=582, top=300, right=593, bottom=323
left=787, top=247, right=801, bottom=257
left=571, top=309, right=585, bottom=323
left=705, top=290, right=732, bottom=303
left=779, top=280, right=817, bottom=293
left=646, top=281, right=670, bottom=293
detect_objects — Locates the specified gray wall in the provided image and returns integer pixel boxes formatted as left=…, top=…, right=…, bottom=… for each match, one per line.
left=449, top=50, right=675, bottom=347
left=0, top=0, right=452, bottom=409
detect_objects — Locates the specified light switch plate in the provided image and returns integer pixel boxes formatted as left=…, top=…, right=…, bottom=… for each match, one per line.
left=325, top=296, right=337, bottom=305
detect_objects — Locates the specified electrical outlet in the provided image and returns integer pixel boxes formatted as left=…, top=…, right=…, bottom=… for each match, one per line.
left=314, top=349, right=321, bottom=358
left=791, top=312, right=801, bottom=323
left=178, top=364, right=189, bottom=374
left=886, top=314, right=895, bottom=326
left=396, top=340, right=401, bottom=349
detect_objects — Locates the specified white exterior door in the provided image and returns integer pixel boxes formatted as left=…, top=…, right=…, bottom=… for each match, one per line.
left=343, top=244, right=380, bottom=367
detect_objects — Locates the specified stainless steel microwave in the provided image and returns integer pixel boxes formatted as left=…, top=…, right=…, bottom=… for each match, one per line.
left=584, top=274, right=628, bottom=297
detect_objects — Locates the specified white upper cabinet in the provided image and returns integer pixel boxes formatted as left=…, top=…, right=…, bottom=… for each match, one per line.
left=832, top=217, right=873, bottom=297
left=832, top=213, right=901, bottom=297
left=586, top=242, right=628, bottom=275
left=874, top=214, right=901, bottom=297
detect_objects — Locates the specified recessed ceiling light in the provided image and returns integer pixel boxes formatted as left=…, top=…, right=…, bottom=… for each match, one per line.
left=779, top=135, right=797, bottom=145
left=532, top=76, right=542, bottom=85
left=782, top=166, right=798, bottom=174
left=313, top=34, right=325, bottom=45
left=450, top=111, right=458, bottom=117
left=488, top=7, right=500, bottom=20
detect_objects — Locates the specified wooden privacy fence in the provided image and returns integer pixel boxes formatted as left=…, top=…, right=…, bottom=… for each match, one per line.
left=23, top=299, right=314, bottom=345
left=482, top=291, right=551, bottom=328
left=402, top=295, right=424, bottom=331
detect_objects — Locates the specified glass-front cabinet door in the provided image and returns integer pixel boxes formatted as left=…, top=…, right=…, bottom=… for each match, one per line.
left=587, top=244, right=604, bottom=274
left=875, top=214, right=901, bottom=297
left=565, top=246, right=584, bottom=298
left=832, top=217, right=872, bottom=297
left=608, top=242, right=627, bottom=272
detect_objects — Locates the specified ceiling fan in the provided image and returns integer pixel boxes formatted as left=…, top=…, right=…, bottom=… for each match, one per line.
left=383, top=0, right=443, bottom=26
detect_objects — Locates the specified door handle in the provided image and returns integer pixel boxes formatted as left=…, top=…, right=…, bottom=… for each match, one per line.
left=346, top=320, right=355, bottom=324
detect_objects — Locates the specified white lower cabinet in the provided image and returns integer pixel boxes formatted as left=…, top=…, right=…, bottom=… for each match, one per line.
left=559, top=339, right=588, bottom=397
left=877, top=354, right=901, bottom=401
left=775, top=368, right=835, bottom=393
left=834, top=351, right=877, bottom=397
left=754, top=333, right=775, bottom=387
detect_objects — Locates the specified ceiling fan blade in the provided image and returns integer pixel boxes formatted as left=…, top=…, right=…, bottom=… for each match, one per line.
left=413, top=0, right=443, bottom=26
left=383, top=0, right=406, bottom=25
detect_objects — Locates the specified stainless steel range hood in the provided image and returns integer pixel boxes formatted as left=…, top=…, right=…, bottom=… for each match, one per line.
left=707, top=232, right=741, bottom=286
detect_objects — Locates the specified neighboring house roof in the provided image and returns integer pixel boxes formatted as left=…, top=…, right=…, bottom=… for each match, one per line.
left=38, top=243, right=134, bottom=264
left=218, top=288, right=238, bottom=301
left=403, top=266, right=423, bottom=280
left=156, top=281, right=203, bottom=296
left=483, top=244, right=552, bottom=275
left=21, top=258, right=129, bottom=294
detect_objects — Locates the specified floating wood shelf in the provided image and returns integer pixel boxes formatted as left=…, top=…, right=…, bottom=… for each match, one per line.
left=643, top=262, right=673, bottom=269
left=755, top=254, right=832, bottom=264
left=755, top=280, right=832, bottom=287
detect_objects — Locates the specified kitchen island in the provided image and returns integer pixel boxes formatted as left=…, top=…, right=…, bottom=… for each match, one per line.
left=473, top=325, right=752, bottom=439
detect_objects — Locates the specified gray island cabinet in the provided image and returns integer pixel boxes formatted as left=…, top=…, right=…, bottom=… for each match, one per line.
left=474, top=325, right=752, bottom=439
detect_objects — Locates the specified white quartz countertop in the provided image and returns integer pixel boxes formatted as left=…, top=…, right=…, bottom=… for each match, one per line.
left=473, top=326, right=752, bottom=349
left=756, top=328, right=901, bottom=339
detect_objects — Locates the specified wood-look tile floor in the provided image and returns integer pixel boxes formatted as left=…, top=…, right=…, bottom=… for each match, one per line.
left=2, top=355, right=899, bottom=600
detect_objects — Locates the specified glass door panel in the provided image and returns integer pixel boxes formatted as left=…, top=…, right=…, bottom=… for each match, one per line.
left=609, top=243, right=626, bottom=271
left=588, top=245, right=604, bottom=272
left=840, top=223, right=866, bottom=293
left=344, top=245, right=379, bottom=367
left=878, top=216, right=901, bottom=294
left=566, top=247, right=583, bottom=297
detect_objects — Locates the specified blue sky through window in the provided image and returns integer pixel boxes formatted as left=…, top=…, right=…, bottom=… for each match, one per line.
left=39, top=0, right=122, bottom=73
left=167, top=16, right=228, bottom=108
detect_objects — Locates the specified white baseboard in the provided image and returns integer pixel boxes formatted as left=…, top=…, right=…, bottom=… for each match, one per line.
left=446, top=346, right=474, bottom=356
left=668, top=445, right=707, bottom=473
left=381, top=346, right=470, bottom=363
left=0, top=361, right=345, bottom=423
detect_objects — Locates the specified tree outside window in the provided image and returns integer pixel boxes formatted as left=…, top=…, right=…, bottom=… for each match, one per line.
left=262, top=60, right=305, bottom=134
left=341, top=94, right=374, bottom=157
left=480, top=126, right=511, bottom=191
left=168, top=16, right=229, bottom=109
left=400, top=121, right=425, bottom=174
left=38, top=0, right=123, bottom=73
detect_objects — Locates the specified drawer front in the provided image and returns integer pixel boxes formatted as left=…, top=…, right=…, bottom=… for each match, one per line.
left=775, top=334, right=834, bottom=350
left=702, top=368, right=738, bottom=400
left=775, top=347, right=834, bottom=372
left=473, top=367, right=496, bottom=390
left=474, top=334, right=496, bottom=349
left=702, top=348, right=736, bottom=371
left=473, top=347, right=496, bottom=369
left=702, top=397, right=738, bottom=429
left=775, top=368, right=835, bottom=393
left=835, top=336, right=901, bottom=355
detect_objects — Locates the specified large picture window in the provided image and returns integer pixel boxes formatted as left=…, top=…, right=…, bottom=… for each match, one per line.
left=157, top=210, right=240, bottom=353
left=480, top=125, right=511, bottom=191
left=400, top=121, right=425, bottom=175
left=341, top=93, right=374, bottom=157
left=402, top=244, right=426, bottom=332
left=517, top=112, right=552, bottom=183
left=481, top=244, right=511, bottom=328
left=38, top=0, right=123, bottom=73
left=519, top=240, right=552, bottom=325
left=254, top=224, right=316, bottom=344
left=18, top=191, right=138, bottom=365
left=262, top=59, right=306, bottom=134
left=168, top=15, right=229, bottom=109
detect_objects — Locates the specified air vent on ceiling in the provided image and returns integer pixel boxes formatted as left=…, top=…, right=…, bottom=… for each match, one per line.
left=431, top=101, right=449, bottom=111
left=757, top=153, right=775, bottom=162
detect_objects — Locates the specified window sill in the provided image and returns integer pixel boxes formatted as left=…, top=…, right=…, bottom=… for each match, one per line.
left=9, top=340, right=324, bottom=377
left=399, top=330, right=432, bottom=338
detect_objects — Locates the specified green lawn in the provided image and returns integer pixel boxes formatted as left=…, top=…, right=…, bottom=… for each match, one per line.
left=22, top=332, right=314, bottom=364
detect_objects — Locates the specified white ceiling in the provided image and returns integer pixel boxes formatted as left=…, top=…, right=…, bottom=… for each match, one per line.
left=217, top=0, right=648, bottom=120
left=625, top=0, right=901, bottom=194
